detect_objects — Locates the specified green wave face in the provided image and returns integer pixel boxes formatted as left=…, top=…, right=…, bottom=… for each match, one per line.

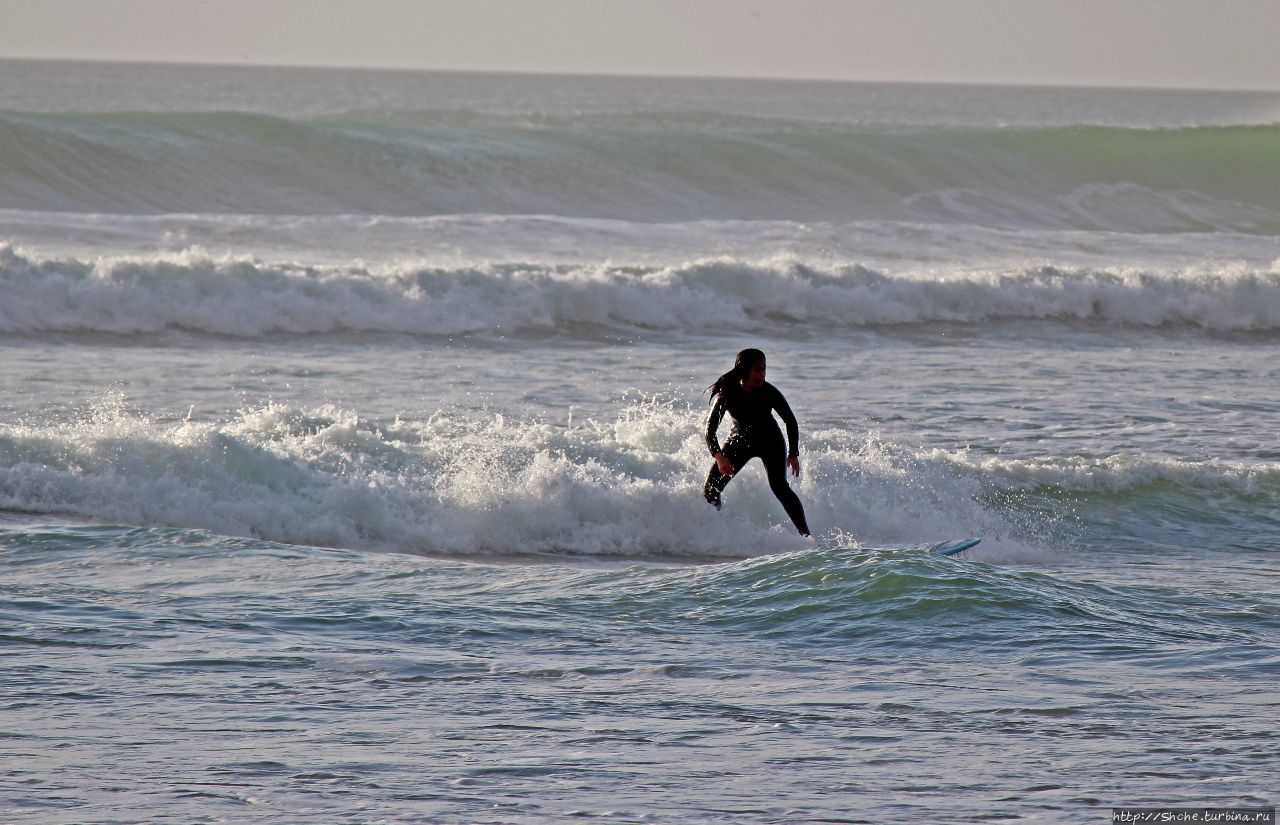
left=1, top=110, right=1277, bottom=231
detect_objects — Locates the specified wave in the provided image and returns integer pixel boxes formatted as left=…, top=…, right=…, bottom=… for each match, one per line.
left=0, top=400, right=1024, bottom=559
left=4, top=244, right=1280, bottom=337
left=8, top=520, right=1266, bottom=659
left=1, top=399, right=1274, bottom=559
left=935, top=450, right=1280, bottom=496
left=643, top=546, right=1268, bottom=647
left=1, top=110, right=1278, bottom=231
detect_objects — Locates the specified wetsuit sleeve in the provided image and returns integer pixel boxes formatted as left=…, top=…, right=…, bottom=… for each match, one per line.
left=706, top=394, right=727, bottom=456
left=771, top=386, right=800, bottom=456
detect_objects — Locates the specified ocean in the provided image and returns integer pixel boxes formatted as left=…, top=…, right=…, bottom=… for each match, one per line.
left=1, top=59, right=1277, bottom=823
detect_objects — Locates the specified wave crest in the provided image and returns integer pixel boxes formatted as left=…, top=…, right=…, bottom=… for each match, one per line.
left=4, top=245, right=1280, bottom=337
left=0, top=400, right=1028, bottom=557
left=2, top=399, right=1273, bottom=559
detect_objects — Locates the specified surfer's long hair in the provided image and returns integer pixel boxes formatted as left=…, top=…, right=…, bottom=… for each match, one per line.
left=707, top=348, right=766, bottom=402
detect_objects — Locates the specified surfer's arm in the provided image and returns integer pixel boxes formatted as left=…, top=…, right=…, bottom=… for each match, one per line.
left=706, top=395, right=727, bottom=457
left=772, top=387, right=800, bottom=457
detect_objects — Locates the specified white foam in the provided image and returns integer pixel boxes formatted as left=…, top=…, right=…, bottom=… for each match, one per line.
left=933, top=449, right=1280, bottom=495
left=0, top=399, right=1055, bottom=558
left=4, top=244, right=1280, bottom=338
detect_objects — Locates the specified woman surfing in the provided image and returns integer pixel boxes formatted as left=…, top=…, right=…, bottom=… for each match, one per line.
left=704, top=348, right=811, bottom=536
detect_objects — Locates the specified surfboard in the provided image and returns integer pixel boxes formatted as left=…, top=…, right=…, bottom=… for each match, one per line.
left=929, top=537, right=982, bottom=557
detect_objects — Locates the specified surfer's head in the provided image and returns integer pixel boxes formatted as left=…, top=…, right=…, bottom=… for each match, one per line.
left=735, top=348, right=766, bottom=390
left=708, top=348, right=766, bottom=400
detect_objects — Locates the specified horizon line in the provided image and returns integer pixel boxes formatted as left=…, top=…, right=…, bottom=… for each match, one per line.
left=3, top=54, right=1278, bottom=95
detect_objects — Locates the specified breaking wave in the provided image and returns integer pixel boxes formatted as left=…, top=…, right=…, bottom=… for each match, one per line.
left=1, top=398, right=1274, bottom=559
left=4, top=244, right=1280, bottom=337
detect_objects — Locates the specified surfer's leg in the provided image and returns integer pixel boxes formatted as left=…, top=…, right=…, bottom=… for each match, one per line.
left=763, top=444, right=810, bottom=536
left=703, top=463, right=730, bottom=509
left=703, top=439, right=752, bottom=509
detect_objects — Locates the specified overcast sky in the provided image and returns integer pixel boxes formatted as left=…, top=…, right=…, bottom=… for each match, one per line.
left=2, top=0, right=1279, bottom=90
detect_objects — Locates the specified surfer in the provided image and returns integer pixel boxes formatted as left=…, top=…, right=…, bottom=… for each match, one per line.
left=704, top=348, right=811, bottom=536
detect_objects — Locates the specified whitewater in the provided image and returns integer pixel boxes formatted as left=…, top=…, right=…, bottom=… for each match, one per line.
left=1, top=60, right=1277, bottom=823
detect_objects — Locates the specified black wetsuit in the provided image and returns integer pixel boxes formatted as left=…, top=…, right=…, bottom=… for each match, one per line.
left=704, top=381, right=810, bottom=535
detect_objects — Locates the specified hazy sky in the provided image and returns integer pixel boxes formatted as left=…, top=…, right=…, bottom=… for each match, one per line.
left=3, top=0, right=1279, bottom=90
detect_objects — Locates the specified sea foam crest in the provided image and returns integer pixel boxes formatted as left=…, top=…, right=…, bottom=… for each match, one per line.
left=0, top=400, right=1041, bottom=558
left=2, top=400, right=1272, bottom=559
left=4, top=245, right=1280, bottom=337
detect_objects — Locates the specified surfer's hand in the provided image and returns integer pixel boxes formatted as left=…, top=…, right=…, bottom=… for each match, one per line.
left=788, top=455, right=801, bottom=478
left=715, top=452, right=735, bottom=476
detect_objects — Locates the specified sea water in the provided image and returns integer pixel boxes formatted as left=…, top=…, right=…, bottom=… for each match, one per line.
left=1, top=60, right=1277, bottom=823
